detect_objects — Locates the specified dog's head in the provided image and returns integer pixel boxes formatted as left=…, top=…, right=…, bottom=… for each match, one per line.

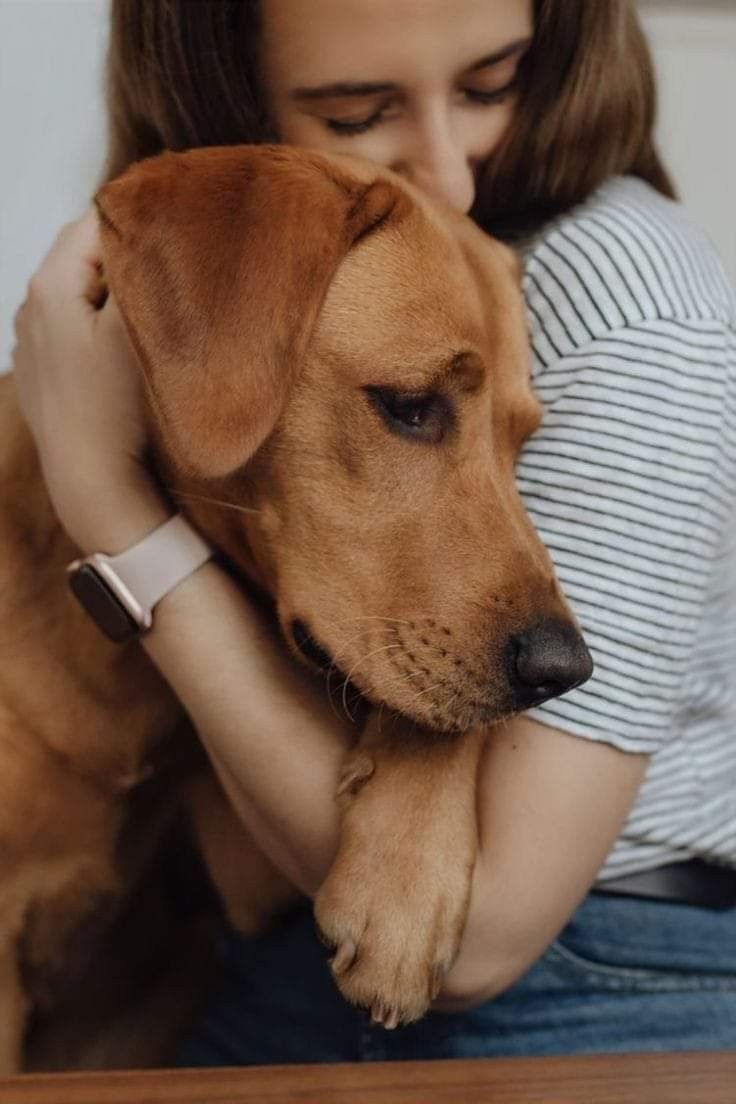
left=96, top=145, right=591, bottom=732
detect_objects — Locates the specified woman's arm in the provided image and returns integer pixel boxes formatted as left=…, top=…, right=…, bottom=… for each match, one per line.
left=437, top=717, right=647, bottom=1006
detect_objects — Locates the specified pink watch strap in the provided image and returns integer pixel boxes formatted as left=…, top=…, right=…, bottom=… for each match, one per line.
left=104, top=514, right=213, bottom=617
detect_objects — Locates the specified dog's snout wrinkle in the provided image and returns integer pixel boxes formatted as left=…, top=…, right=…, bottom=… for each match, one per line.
left=506, top=618, right=593, bottom=710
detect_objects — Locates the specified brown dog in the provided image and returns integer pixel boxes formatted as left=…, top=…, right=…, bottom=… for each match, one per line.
left=0, top=144, right=591, bottom=1068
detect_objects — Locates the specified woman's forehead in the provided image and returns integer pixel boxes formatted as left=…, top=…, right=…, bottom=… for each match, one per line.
left=260, top=0, right=533, bottom=90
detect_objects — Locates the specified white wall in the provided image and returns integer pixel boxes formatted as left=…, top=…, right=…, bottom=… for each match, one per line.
left=640, top=1, right=736, bottom=289
left=1, top=0, right=735, bottom=368
left=1, top=1, right=108, bottom=366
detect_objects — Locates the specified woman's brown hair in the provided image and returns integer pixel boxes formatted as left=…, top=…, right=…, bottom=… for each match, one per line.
left=103, top=0, right=675, bottom=238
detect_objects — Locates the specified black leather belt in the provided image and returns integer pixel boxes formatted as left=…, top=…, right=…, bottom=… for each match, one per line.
left=594, top=859, right=736, bottom=910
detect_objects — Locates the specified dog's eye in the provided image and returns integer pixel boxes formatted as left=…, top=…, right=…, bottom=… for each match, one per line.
left=365, top=387, right=453, bottom=444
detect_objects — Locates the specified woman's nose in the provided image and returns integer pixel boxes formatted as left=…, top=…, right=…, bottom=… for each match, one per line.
left=392, top=120, right=476, bottom=214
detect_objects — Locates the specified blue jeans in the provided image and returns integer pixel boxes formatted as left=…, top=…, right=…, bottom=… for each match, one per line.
left=178, top=893, right=736, bottom=1066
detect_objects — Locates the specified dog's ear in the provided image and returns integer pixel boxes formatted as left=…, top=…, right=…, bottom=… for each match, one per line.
left=95, top=145, right=408, bottom=477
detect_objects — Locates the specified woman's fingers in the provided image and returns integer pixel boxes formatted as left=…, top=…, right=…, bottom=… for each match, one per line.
left=10, top=209, right=161, bottom=552
left=12, top=209, right=140, bottom=449
left=28, top=208, right=105, bottom=309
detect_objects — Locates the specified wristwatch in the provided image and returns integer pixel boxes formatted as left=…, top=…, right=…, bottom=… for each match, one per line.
left=67, top=514, right=213, bottom=643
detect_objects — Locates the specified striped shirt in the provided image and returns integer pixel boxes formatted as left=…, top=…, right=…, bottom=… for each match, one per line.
left=516, top=176, right=736, bottom=879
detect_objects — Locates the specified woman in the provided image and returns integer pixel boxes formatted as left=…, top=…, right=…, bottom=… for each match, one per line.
left=13, top=0, right=736, bottom=1063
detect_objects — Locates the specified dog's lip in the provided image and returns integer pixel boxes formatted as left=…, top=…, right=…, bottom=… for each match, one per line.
left=290, top=618, right=334, bottom=672
left=289, top=618, right=371, bottom=723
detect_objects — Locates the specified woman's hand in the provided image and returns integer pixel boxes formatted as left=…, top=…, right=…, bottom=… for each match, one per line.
left=12, top=209, right=169, bottom=553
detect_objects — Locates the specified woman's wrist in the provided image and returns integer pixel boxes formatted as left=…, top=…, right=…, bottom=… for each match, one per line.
left=55, top=461, right=171, bottom=555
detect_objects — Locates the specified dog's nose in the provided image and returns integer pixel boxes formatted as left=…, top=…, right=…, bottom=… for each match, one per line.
left=506, top=619, right=593, bottom=710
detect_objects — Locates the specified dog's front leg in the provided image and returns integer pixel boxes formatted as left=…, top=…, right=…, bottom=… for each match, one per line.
left=314, top=711, right=485, bottom=1028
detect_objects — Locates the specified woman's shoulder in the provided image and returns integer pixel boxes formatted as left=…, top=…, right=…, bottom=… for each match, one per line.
left=521, top=175, right=736, bottom=359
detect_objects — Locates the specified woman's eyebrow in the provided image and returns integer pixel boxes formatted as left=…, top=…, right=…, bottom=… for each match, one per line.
left=290, top=37, right=532, bottom=102
left=291, top=80, right=395, bottom=102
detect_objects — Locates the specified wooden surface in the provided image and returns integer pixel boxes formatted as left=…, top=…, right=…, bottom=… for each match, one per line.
left=2, top=1053, right=735, bottom=1104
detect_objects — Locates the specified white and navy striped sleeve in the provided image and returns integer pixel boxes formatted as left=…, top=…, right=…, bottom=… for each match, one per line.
left=515, top=178, right=736, bottom=755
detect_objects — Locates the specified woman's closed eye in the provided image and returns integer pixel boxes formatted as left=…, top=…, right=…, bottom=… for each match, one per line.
left=324, top=80, right=519, bottom=137
left=325, top=103, right=399, bottom=136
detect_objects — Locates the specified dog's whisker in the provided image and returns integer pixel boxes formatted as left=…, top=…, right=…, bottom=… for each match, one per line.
left=386, top=665, right=443, bottom=696
left=297, top=621, right=397, bottom=668
left=363, top=667, right=443, bottom=718
left=323, top=676, right=353, bottom=724
left=329, top=619, right=460, bottom=663
left=403, top=680, right=446, bottom=711
left=322, top=642, right=381, bottom=687
left=167, top=488, right=262, bottom=517
left=327, top=614, right=447, bottom=631
left=325, top=675, right=358, bottom=724
left=340, top=673, right=358, bottom=725
left=442, top=686, right=470, bottom=730
left=334, top=641, right=410, bottom=722
left=328, top=626, right=398, bottom=661
left=335, top=644, right=405, bottom=720
left=331, top=616, right=415, bottom=627
left=341, top=644, right=404, bottom=683
left=323, top=661, right=369, bottom=724
left=378, top=668, right=427, bottom=692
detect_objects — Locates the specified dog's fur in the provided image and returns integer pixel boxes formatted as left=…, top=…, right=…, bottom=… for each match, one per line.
left=1, top=145, right=589, bottom=1069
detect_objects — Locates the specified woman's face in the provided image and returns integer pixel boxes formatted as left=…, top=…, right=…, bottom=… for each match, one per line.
left=260, top=0, right=533, bottom=215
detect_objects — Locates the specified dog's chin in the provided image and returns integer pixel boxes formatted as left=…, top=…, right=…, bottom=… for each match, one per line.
left=390, top=699, right=514, bottom=736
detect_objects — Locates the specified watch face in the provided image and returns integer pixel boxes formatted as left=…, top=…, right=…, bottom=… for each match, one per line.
left=68, top=565, right=139, bottom=644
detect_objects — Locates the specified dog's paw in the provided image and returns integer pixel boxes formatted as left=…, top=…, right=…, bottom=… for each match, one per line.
left=314, top=814, right=473, bottom=1028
